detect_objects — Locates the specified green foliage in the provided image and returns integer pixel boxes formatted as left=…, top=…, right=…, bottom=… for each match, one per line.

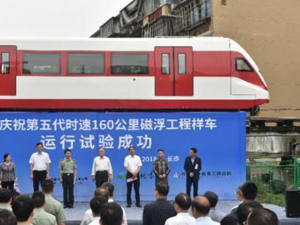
left=248, top=179, right=285, bottom=206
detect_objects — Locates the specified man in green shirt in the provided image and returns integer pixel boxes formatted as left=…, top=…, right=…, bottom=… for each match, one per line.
left=0, top=188, right=12, bottom=211
left=42, top=179, right=66, bottom=225
left=32, top=191, right=57, bottom=225
left=59, top=149, right=77, bottom=208
left=12, top=195, right=34, bottom=225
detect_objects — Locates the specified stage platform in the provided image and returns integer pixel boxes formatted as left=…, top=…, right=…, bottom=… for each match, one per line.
left=64, top=201, right=300, bottom=225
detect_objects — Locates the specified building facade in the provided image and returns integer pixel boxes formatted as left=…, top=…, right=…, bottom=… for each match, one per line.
left=91, top=0, right=300, bottom=118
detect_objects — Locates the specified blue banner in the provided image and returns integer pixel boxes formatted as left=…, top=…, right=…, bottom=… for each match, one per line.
left=0, top=112, right=246, bottom=201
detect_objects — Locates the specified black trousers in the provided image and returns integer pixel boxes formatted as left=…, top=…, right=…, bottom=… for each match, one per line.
left=126, top=173, right=140, bottom=205
left=33, top=170, right=47, bottom=192
left=186, top=175, right=199, bottom=198
left=95, top=171, right=109, bottom=188
left=62, top=174, right=74, bottom=207
left=1, top=181, right=14, bottom=192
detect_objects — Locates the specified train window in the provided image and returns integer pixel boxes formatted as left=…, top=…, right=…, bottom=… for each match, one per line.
left=111, top=53, right=148, bottom=74
left=236, top=58, right=253, bottom=72
left=178, top=53, right=186, bottom=74
left=161, top=53, right=170, bottom=74
left=23, top=53, right=61, bottom=74
left=68, top=53, right=105, bottom=74
left=1, top=53, right=10, bottom=74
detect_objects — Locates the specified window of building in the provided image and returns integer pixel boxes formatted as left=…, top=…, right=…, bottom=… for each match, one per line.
left=23, top=53, right=61, bottom=74
left=178, top=53, right=187, bottom=74
left=1, top=53, right=10, bottom=74
left=68, top=53, right=105, bottom=74
left=236, top=58, right=253, bottom=72
left=161, top=53, right=170, bottom=74
left=111, top=53, right=149, bottom=74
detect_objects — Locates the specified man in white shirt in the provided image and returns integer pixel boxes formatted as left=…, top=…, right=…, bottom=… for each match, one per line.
left=229, top=185, right=243, bottom=216
left=101, top=182, right=128, bottom=225
left=191, top=196, right=219, bottom=225
left=88, top=196, right=107, bottom=225
left=80, top=187, right=109, bottom=225
left=124, top=146, right=142, bottom=208
left=204, top=192, right=226, bottom=222
left=91, top=148, right=113, bottom=188
left=29, top=142, right=51, bottom=192
left=165, top=193, right=195, bottom=225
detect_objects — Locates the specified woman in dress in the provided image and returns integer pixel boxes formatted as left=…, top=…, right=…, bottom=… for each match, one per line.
left=0, top=153, right=16, bottom=192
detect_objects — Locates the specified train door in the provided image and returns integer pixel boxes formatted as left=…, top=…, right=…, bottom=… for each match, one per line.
left=155, top=47, right=193, bottom=96
left=0, top=46, right=17, bottom=95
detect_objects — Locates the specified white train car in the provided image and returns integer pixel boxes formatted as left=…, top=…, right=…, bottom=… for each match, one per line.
left=0, top=37, right=269, bottom=113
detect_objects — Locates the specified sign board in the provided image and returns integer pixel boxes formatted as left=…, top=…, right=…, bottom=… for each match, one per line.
left=0, top=112, right=246, bottom=201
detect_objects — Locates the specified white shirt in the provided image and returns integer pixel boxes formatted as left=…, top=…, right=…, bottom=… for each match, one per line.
left=209, top=208, right=226, bottom=222
left=29, top=152, right=51, bottom=171
left=80, top=209, right=93, bottom=225
left=165, top=212, right=196, bottom=225
left=109, top=198, right=128, bottom=225
left=192, top=217, right=220, bottom=225
left=124, top=155, right=142, bottom=173
left=91, top=156, right=113, bottom=176
left=80, top=202, right=128, bottom=225
left=88, top=216, right=100, bottom=225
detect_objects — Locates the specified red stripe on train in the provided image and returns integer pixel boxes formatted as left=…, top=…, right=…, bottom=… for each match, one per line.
left=0, top=99, right=269, bottom=110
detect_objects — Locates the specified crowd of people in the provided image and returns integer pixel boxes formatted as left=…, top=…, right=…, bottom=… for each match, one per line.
left=0, top=144, right=280, bottom=225
left=0, top=143, right=202, bottom=208
left=0, top=179, right=279, bottom=225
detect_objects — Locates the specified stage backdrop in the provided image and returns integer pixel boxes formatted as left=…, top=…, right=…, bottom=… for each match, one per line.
left=0, top=112, right=246, bottom=201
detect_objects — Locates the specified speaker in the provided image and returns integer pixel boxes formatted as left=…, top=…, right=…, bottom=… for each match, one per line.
left=285, top=189, right=300, bottom=217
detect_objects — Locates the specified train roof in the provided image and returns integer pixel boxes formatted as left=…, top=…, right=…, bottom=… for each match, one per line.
left=0, top=37, right=233, bottom=51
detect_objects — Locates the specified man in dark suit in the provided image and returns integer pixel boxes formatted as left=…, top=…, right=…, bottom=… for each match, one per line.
left=184, top=147, right=202, bottom=198
left=142, top=183, right=177, bottom=225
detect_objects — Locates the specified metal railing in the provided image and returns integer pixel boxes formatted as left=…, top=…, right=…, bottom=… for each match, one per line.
left=247, top=157, right=300, bottom=205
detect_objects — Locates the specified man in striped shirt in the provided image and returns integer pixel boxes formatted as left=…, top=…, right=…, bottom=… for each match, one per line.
left=153, top=149, right=170, bottom=185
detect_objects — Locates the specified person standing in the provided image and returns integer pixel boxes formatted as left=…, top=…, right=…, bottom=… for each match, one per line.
left=91, top=148, right=113, bottom=188
left=88, top=196, right=108, bottom=225
left=191, top=196, right=219, bottom=225
left=31, top=191, right=57, bottom=225
left=100, top=203, right=124, bottom=225
left=0, top=188, right=13, bottom=211
left=152, top=149, right=170, bottom=185
left=184, top=147, right=202, bottom=198
left=59, top=149, right=77, bottom=208
left=0, top=210, right=17, bottom=225
left=204, top=191, right=226, bottom=222
left=143, top=183, right=176, bottom=225
left=124, top=146, right=142, bottom=208
left=0, top=153, right=16, bottom=192
left=29, top=143, right=51, bottom=192
left=165, top=193, right=195, bottom=225
left=12, top=195, right=35, bottom=225
left=42, top=179, right=66, bottom=225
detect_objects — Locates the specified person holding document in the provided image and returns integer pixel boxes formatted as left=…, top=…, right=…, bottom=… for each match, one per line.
left=124, top=146, right=142, bottom=208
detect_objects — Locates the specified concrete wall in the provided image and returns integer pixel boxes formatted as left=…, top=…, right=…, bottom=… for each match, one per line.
left=247, top=133, right=300, bottom=157
left=211, top=0, right=300, bottom=117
